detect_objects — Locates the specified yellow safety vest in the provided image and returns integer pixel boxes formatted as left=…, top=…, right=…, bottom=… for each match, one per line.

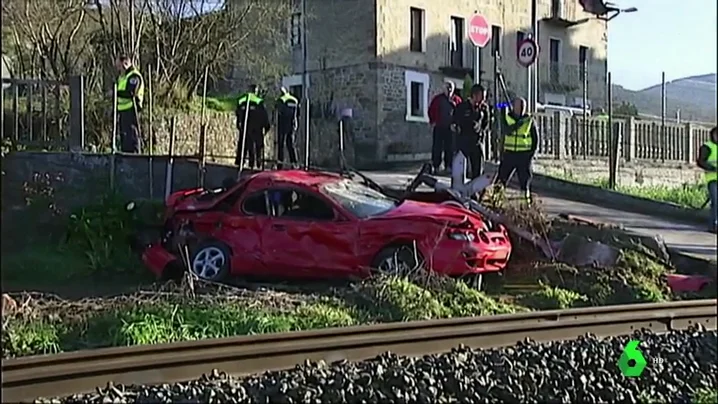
left=116, top=67, right=144, bottom=111
left=504, top=112, right=535, bottom=152
left=597, top=114, right=608, bottom=120
left=238, top=92, right=263, bottom=105
left=279, top=93, right=298, bottom=104
left=705, top=140, right=718, bottom=183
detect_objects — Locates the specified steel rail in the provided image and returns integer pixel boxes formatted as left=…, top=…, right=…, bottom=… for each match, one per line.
left=3, top=299, right=716, bottom=402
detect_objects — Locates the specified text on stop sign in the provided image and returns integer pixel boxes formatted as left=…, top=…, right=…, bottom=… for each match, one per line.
left=470, top=26, right=489, bottom=35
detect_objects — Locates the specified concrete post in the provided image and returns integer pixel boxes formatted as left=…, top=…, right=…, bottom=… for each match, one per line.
left=684, top=122, right=695, bottom=163
left=68, top=75, right=85, bottom=151
left=624, top=116, right=636, bottom=161
left=553, top=111, right=567, bottom=159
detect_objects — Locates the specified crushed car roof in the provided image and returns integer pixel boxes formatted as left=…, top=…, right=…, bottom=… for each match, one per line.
left=248, top=169, right=344, bottom=187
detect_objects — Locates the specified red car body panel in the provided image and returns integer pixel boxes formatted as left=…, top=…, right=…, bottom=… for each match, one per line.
left=142, top=170, right=513, bottom=279
left=665, top=274, right=713, bottom=293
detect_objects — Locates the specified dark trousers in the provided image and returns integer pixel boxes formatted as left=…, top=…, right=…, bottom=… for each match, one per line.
left=457, top=136, right=484, bottom=179
left=277, top=128, right=298, bottom=167
left=496, top=150, right=534, bottom=193
left=118, top=109, right=141, bottom=153
left=235, top=130, right=264, bottom=169
left=431, top=126, right=453, bottom=170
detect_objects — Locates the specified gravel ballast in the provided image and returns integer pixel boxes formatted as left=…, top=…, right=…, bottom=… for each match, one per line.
left=42, top=328, right=717, bottom=404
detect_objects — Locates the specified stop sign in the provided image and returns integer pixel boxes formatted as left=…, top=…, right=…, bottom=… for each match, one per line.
left=468, top=14, right=491, bottom=48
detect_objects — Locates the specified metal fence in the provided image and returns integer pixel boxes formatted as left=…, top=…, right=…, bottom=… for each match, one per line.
left=1, top=77, right=85, bottom=151
left=530, top=113, right=712, bottom=163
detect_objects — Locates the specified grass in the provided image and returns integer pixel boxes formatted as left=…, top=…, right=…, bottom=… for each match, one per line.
left=549, top=171, right=708, bottom=209
left=693, top=388, right=718, bottom=404
left=204, top=95, right=238, bottom=112
left=1, top=190, right=161, bottom=292
left=2, top=276, right=531, bottom=358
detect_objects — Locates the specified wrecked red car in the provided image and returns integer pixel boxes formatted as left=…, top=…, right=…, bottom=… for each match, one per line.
left=141, top=169, right=512, bottom=281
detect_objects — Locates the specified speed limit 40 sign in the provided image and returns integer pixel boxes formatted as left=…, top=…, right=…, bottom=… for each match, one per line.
left=517, top=38, right=538, bottom=67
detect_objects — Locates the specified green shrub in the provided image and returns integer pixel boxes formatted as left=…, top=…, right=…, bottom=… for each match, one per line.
left=519, top=283, right=588, bottom=310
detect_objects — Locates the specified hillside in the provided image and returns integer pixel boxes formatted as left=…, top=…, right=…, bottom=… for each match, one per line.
left=612, top=73, right=716, bottom=123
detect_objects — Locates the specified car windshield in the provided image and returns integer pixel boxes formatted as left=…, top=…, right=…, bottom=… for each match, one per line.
left=322, top=179, right=397, bottom=219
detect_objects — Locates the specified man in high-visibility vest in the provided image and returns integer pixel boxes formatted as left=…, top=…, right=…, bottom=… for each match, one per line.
left=115, top=55, right=144, bottom=153
left=235, top=84, right=270, bottom=170
left=494, top=97, right=539, bottom=203
left=696, top=126, right=718, bottom=233
left=595, top=108, right=608, bottom=120
left=275, top=86, right=299, bottom=168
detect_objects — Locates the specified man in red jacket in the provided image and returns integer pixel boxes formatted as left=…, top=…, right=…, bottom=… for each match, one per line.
left=428, top=82, right=462, bottom=174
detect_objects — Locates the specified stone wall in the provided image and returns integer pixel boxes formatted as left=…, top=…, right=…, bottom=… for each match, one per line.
left=1, top=152, right=238, bottom=215
left=141, top=110, right=275, bottom=166
left=303, top=63, right=379, bottom=168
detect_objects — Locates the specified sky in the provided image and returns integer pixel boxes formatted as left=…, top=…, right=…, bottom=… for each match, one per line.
left=608, top=0, right=717, bottom=91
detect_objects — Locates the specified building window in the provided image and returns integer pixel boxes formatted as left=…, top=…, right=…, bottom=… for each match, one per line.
left=290, top=13, right=301, bottom=47
left=410, top=7, right=425, bottom=53
left=549, top=38, right=561, bottom=82
left=450, top=16, right=464, bottom=68
left=289, top=85, right=303, bottom=100
left=578, top=45, right=588, bottom=81
left=491, top=25, right=502, bottom=57
left=404, top=70, right=429, bottom=122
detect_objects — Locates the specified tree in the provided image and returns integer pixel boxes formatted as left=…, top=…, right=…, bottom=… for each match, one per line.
left=2, top=0, right=293, bottom=105
left=614, top=101, right=639, bottom=117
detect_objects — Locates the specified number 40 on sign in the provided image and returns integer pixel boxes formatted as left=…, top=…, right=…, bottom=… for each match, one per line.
left=517, top=38, right=538, bottom=68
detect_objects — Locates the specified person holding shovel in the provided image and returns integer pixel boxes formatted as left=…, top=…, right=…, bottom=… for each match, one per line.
left=235, top=84, right=270, bottom=170
left=696, top=126, right=718, bottom=233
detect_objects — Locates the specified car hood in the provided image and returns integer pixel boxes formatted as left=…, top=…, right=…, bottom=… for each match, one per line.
left=378, top=199, right=482, bottom=225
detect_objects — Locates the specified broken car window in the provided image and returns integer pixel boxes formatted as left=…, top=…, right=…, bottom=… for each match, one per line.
left=242, top=192, right=269, bottom=215
left=322, top=180, right=396, bottom=219
left=269, top=189, right=335, bottom=221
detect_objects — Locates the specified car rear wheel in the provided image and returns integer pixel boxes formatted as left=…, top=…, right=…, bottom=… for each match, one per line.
left=372, top=244, right=422, bottom=276
left=190, top=241, right=231, bottom=281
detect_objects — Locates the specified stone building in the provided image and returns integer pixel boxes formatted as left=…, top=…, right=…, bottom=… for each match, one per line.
left=282, top=0, right=608, bottom=166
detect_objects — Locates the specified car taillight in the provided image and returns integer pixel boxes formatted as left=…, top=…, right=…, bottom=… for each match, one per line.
left=448, top=231, right=476, bottom=241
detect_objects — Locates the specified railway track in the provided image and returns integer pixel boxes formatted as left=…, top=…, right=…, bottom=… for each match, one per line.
left=4, top=299, right=716, bottom=403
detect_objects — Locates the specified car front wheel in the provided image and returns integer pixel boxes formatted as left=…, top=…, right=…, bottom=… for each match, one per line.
left=190, top=242, right=231, bottom=281
left=371, top=244, right=422, bottom=277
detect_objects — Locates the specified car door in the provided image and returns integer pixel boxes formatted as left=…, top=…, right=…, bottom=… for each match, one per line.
left=211, top=189, right=270, bottom=275
left=261, top=187, right=358, bottom=278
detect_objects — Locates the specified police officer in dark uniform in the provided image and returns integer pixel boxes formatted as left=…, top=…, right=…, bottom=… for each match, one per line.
left=235, top=84, right=270, bottom=170
left=495, top=97, right=539, bottom=203
left=451, top=84, right=491, bottom=179
left=275, top=86, right=299, bottom=168
left=114, top=55, right=144, bottom=153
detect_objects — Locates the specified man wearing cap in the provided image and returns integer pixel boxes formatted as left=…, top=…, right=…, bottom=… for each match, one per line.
left=428, top=82, right=462, bottom=174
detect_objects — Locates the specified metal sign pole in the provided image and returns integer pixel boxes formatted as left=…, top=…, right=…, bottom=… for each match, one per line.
left=110, top=87, right=118, bottom=190
left=238, top=96, right=251, bottom=177
left=530, top=0, right=538, bottom=113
